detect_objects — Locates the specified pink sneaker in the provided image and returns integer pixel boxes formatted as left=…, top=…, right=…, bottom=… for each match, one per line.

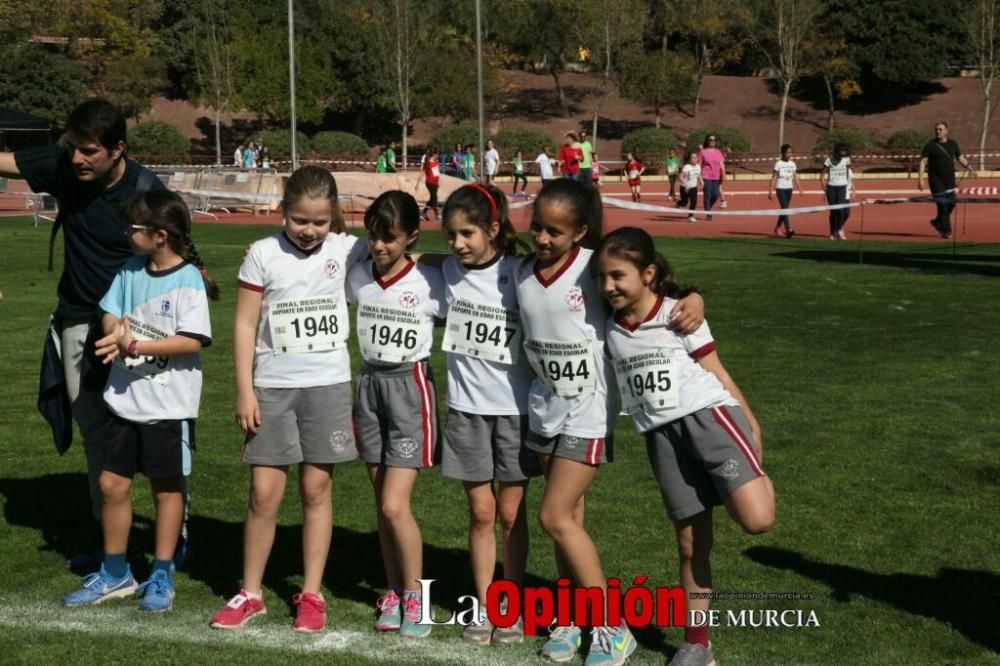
left=293, top=591, right=326, bottom=632
left=210, top=590, right=266, bottom=629
left=375, top=590, right=402, bottom=631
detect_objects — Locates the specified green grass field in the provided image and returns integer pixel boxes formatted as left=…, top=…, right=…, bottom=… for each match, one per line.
left=1, top=217, right=998, bottom=665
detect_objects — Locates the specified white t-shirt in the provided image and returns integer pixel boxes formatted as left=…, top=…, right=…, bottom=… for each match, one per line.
left=515, top=247, right=616, bottom=439
left=681, top=164, right=701, bottom=189
left=100, top=257, right=213, bottom=423
left=347, top=258, right=446, bottom=366
left=237, top=231, right=368, bottom=388
left=442, top=255, right=531, bottom=415
left=824, top=156, right=851, bottom=187
left=484, top=148, right=500, bottom=175
left=773, top=159, right=797, bottom=190
left=605, top=296, right=737, bottom=433
left=535, top=153, right=555, bottom=180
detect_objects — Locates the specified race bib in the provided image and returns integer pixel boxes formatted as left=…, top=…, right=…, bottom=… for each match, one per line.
left=122, top=319, right=171, bottom=384
left=357, top=303, right=429, bottom=363
left=442, top=298, right=522, bottom=365
left=524, top=338, right=596, bottom=397
left=629, top=169, right=640, bottom=179
left=613, top=349, right=679, bottom=414
left=268, top=295, right=348, bottom=354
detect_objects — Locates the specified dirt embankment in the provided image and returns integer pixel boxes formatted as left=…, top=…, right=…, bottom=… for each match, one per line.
left=146, top=71, right=994, bottom=160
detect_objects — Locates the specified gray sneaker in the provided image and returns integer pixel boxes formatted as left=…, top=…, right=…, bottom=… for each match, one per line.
left=492, top=615, right=525, bottom=645
left=669, top=642, right=716, bottom=666
left=462, top=616, right=494, bottom=645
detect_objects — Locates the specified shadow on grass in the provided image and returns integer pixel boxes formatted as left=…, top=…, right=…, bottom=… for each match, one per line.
left=744, top=546, right=1000, bottom=652
left=772, top=249, right=1000, bottom=277
left=0, top=472, right=676, bottom=655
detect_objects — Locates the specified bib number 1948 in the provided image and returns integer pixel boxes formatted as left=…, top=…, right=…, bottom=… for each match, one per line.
left=269, top=295, right=348, bottom=354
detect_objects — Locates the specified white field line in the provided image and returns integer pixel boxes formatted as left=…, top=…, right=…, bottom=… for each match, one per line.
left=0, top=601, right=534, bottom=665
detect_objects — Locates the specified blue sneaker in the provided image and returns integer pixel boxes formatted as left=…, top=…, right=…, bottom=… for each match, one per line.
left=398, top=593, right=432, bottom=639
left=540, top=623, right=582, bottom=662
left=585, top=624, right=637, bottom=665
left=137, top=569, right=175, bottom=612
left=63, top=565, right=137, bottom=607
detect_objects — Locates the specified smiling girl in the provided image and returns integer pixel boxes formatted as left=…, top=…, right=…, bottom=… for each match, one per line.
left=595, top=227, right=775, bottom=666
left=439, top=184, right=538, bottom=646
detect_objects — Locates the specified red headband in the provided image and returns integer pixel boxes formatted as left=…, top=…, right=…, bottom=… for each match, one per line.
left=466, top=184, right=498, bottom=223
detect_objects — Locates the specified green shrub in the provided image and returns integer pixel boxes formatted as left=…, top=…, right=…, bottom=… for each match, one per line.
left=814, top=128, right=875, bottom=155
left=685, top=126, right=751, bottom=154
left=886, top=128, right=932, bottom=152
left=259, top=129, right=311, bottom=158
left=128, top=121, right=190, bottom=162
left=496, top=127, right=555, bottom=157
left=429, top=124, right=482, bottom=152
left=622, top=128, right=678, bottom=161
left=310, top=131, right=369, bottom=157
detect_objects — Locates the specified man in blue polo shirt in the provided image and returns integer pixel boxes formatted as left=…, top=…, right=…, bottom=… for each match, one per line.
left=0, top=99, right=167, bottom=558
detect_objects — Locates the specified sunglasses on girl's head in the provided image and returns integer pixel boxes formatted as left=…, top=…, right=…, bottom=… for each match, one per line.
left=127, top=224, right=152, bottom=232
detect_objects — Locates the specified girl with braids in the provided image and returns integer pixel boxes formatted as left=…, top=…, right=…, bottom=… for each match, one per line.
left=439, top=184, right=539, bottom=646
left=595, top=227, right=775, bottom=666
left=63, top=189, right=216, bottom=612
left=211, top=165, right=368, bottom=632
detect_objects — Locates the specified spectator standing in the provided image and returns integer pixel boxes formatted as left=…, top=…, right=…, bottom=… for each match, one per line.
left=386, top=141, right=398, bottom=172
left=578, top=130, right=594, bottom=182
left=697, top=134, right=725, bottom=221
left=663, top=148, right=680, bottom=200
left=535, top=145, right=556, bottom=186
left=919, top=121, right=973, bottom=239
left=558, top=133, right=582, bottom=180
left=483, top=139, right=500, bottom=186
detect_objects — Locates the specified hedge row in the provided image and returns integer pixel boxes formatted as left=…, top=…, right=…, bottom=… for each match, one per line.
left=127, top=121, right=941, bottom=163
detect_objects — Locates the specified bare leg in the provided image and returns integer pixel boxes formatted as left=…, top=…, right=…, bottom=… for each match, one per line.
left=100, top=471, right=133, bottom=555
left=497, top=480, right=530, bottom=588
left=538, top=457, right=603, bottom=588
left=149, top=476, right=183, bottom=562
left=242, top=465, right=288, bottom=594
left=366, top=463, right=402, bottom=590
left=380, top=466, right=423, bottom=590
left=299, top=462, right=333, bottom=594
left=464, top=481, right=497, bottom=603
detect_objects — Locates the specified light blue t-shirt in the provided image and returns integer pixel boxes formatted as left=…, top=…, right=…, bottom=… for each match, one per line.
left=99, top=256, right=212, bottom=423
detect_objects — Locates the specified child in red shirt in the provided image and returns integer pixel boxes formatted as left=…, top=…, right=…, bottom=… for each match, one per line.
left=419, top=146, right=441, bottom=221
left=626, top=152, right=644, bottom=202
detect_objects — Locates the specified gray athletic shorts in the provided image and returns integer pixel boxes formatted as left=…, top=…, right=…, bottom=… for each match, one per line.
left=524, top=430, right=614, bottom=466
left=644, top=404, right=765, bottom=521
left=241, top=383, right=357, bottom=466
left=441, top=410, right=542, bottom=482
left=355, top=360, right=440, bottom=469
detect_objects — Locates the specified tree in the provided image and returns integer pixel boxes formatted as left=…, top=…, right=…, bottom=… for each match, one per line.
left=183, top=0, right=239, bottom=165
left=492, top=0, right=596, bottom=118
left=967, top=0, right=1000, bottom=170
left=826, top=0, right=965, bottom=87
left=804, top=27, right=860, bottom=131
left=580, top=0, right=646, bottom=146
left=370, top=0, right=443, bottom=169
left=104, top=55, right=168, bottom=121
left=616, top=50, right=697, bottom=128
left=669, top=0, right=746, bottom=117
left=0, top=44, right=87, bottom=124
left=745, top=0, right=824, bottom=150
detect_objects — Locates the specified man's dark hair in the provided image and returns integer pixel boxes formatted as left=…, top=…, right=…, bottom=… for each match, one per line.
left=66, top=99, right=126, bottom=151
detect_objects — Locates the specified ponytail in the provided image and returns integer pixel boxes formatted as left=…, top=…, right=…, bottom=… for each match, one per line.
left=595, top=227, right=697, bottom=299
left=183, top=232, right=221, bottom=301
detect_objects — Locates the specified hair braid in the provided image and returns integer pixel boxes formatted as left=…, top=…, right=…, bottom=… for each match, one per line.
left=183, top=231, right=220, bottom=301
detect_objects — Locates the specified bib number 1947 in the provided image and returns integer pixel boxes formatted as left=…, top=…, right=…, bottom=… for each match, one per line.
left=442, top=298, right=521, bottom=365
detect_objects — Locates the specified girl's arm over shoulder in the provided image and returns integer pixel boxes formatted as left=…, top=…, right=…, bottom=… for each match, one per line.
left=697, top=350, right=763, bottom=459
left=669, top=292, right=704, bottom=333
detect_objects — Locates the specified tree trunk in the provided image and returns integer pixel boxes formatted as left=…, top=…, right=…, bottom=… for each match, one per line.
left=693, top=41, right=708, bottom=118
left=654, top=100, right=662, bottom=128
left=778, top=79, right=791, bottom=150
left=979, top=85, right=992, bottom=171
left=401, top=116, right=408, bottom=172
left=550, top=64, right=569, bottom=117
left=214, top=109, right=222, bottom=166
left=824, top=74, right=836, bottom=131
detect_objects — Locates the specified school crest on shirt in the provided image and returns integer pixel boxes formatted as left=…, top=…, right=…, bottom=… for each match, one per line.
left=325, top=259, right=340, bottom=279
left=399, top=291, right=420, bottom=309
left=157, top=299, right=172, bottom=318
left=329, top=430, right=350, bottom=453
left=394, top=437, right=417, bottom=459
left=565, top=287, right=584, bottom=312
left=498, top=274, right=509, bottom=285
